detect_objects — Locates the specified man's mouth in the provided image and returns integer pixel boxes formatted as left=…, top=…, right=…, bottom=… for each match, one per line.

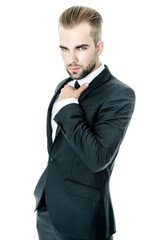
left=69, top=67, right=80, bottom=72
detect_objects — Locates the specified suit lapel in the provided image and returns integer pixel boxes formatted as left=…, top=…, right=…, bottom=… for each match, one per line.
left=79, top=65, right=111, bottom=101
left=47, top=77, right=71, bottom=152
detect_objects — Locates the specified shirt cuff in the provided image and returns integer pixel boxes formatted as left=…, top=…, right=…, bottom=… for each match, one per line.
left=55, top=98, right=79, bottom=115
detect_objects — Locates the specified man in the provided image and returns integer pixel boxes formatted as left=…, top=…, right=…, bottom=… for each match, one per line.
left=34, top=6, right=135, bottom=240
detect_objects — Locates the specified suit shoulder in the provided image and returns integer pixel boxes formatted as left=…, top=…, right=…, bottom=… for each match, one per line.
left=109, top=76, right=135, bottom=99
left=101, top=77, right=136, bottom=115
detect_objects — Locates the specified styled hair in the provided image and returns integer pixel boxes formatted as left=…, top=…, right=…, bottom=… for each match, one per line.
left=59, top=6, right=103, bottom=45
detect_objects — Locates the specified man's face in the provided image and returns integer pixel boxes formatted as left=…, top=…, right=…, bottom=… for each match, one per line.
left=59, top=23, right=101, bottom=79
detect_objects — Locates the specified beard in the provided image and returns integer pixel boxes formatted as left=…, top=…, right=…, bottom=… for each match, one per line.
left=66, top=58, right=96, bottom=80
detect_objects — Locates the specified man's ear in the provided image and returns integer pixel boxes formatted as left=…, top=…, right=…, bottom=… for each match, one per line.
left=96, top=41, right=104, bottom=56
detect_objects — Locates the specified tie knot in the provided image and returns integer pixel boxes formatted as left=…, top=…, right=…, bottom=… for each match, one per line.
left=74, top=81, right=80, bottom=89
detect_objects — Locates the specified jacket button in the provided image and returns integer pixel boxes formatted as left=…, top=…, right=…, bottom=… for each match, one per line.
left=50, top=157, right=54, bottom=162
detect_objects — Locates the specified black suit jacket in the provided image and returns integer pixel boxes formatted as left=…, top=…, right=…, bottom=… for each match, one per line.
left=34, top=65, right=135, bottom=239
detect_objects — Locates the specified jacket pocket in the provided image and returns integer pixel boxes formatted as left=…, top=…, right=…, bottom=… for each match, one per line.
left=64, top=178, right=101, bottom=202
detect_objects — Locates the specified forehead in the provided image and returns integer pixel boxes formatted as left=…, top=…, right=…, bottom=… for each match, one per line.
left=59, top=23, right=94, bottom=47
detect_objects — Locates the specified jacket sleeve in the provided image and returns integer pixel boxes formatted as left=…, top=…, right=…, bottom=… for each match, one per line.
left=54, top=87, right=135, bottom=173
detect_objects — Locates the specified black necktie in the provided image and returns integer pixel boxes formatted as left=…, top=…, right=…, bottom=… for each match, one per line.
left=74, top=81, right=80, bottom=89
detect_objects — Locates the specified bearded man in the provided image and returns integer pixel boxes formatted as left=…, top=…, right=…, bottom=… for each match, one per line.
left=34, top=6, right=135, bottom=240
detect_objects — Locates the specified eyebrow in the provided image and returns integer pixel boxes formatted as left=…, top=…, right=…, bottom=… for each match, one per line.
left=75, top=44, right=89, bottom=49
left=59, top=45, right=67, bottom=49
left=59, top=44, right=89, bottom=49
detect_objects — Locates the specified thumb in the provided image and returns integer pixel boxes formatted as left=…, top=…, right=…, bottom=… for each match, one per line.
left=77, top=83, right=89, bottom=95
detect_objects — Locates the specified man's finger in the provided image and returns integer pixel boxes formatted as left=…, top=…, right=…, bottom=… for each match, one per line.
left=77, top=83, right=89, bottom=94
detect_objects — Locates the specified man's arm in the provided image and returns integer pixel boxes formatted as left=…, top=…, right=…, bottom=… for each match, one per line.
left=54, top=84, right=135, bottom=173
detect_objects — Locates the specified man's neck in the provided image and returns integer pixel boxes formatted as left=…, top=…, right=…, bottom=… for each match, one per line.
left=75, top=64, right=105, bottom=86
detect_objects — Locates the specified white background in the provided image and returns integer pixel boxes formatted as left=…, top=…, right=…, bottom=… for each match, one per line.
left=0, top=0, right=159, bottom=239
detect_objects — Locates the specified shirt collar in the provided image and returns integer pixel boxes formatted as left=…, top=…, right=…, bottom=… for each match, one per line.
left=68, top=64, right=105, bottom=87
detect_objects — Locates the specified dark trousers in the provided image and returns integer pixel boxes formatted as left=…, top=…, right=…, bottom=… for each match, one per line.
left=36, top=195, right=113, bottom=240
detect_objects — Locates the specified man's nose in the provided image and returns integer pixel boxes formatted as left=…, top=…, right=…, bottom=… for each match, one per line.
left=69, top=51, right=78, bottom=63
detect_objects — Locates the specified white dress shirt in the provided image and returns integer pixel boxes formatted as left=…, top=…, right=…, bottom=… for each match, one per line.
left=51, top=64, right=105, bottom=142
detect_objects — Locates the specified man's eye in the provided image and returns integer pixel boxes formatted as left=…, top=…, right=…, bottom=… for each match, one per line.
left=61, top=48, right=68, bottom=51
left=79, top=47, right=87, bottom=51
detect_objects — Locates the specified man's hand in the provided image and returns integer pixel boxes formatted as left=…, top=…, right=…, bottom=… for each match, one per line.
left=58, top=83, right=89, bottom=101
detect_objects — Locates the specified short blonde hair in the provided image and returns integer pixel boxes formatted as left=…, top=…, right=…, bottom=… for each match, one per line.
left=59, top=6, right=103, bottom=45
